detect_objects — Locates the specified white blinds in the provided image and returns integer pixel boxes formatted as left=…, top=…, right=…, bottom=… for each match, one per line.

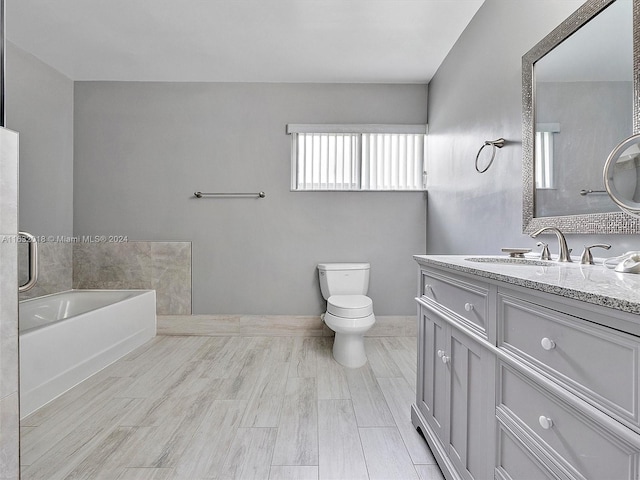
left=289, top=125, right=426, bottom=191
left=295, top=133, right=360, bottom=190
left=535, top=131, right=554, bottom=189
left=361, top=133, right=424, bottom=190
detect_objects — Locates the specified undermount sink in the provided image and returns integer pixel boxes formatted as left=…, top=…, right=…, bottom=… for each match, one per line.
left=464, top=257, right=555, bottom=267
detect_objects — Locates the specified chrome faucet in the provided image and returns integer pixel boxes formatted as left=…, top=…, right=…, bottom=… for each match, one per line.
left=536, top=241, right=551, bottom=261
left=579, top=244, right=611, bottom=265
left=530, top=227, right=572, bottom=262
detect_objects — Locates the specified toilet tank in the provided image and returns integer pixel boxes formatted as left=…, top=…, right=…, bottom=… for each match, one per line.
left=317, top=263, right=370, bottom=299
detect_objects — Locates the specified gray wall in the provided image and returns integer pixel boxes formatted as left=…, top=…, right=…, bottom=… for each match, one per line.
left=73, top=82, right=427, bottom=315
left=426, top=0, right=640, bottom=257
left=6, top=42, right=74, bottom=237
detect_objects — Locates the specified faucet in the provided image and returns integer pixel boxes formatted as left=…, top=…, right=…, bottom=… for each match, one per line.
left=530, top=227, right=572, bottom=262
left=579, top=244, right=611, bottom=265
left=536, top=241, right=551, bottom=261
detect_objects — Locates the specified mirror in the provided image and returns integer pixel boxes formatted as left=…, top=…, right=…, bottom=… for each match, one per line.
left=523, top=0, right=640, bottom=234
left=604, top=133, right=640, bottom=216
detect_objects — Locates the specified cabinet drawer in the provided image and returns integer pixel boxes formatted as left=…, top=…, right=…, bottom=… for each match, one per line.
left=498, top=292, right=640, bottom=426
left=421, top=269, right=488, bottom=336
left=496, top=424, right=554, bottom=480
left=498, top=364, right=638, bottom=480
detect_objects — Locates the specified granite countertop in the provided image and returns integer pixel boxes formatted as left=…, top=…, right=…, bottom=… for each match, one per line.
left=414, top=254, right=640, bottom=315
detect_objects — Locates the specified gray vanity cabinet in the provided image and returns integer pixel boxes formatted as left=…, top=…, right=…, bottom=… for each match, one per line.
left=417, top=306, right=448, bottom=443
left=413, top=258, right=640, bottom=480
left=495, top=289, right=640, bottom=480
left=415, top=269, right=496, bottom=480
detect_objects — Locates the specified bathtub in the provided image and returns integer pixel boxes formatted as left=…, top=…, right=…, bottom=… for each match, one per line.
left=19, top=289, right=156, bottom=418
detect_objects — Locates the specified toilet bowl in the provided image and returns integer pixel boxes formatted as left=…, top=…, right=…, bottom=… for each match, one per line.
left=324, top=295, right=375, bottom=368
left=317, top=263, right=376, bottom=368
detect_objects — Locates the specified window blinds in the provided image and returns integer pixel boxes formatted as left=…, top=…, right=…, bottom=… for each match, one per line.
left=288, top=124, right=426, bottom=191
left=534, top=123, right=559, bottom=189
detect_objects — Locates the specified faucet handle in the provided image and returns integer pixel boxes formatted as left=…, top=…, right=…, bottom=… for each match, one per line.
left=536, top=242, right=551, bottom=261
left=580, top=244, right=612, bottom=265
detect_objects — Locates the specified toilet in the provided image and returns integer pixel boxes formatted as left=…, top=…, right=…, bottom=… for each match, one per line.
left=317, top=263, right=376, bottom=368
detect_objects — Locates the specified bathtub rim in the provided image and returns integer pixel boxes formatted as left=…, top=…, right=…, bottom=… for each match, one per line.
left=19, top=288, right=155, bottom=334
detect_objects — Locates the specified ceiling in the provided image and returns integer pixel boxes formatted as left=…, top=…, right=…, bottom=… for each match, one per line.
left=6, top=0, right=484, bottom=83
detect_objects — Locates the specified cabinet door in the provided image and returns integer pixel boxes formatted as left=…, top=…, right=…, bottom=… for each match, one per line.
left=418, top=305, right=450, bottom=446
left=448, top=327, right=494, bottom=480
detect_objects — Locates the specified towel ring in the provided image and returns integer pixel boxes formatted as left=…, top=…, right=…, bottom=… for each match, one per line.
left=475, top=138, right=506, bottom=173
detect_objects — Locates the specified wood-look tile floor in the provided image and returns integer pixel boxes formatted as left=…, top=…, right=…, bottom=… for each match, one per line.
left=20, top=335, right=444, bottom=480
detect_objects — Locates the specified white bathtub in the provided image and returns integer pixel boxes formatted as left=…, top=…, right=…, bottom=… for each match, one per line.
left=19, top=289, right=156, bottom=418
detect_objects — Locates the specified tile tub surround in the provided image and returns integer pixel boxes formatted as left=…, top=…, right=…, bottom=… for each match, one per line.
left=415, top=255, right=640, bottom=317
left=18, top=240, right=191, bottom=314
left=18, top=242, right=73, bottom=301
left=0, top=244, right=19, bottom=480
left=158, top=315, right=417, bottom=337
left=73, top=241, right=191, bottom=315
left=0, top=128, right=19, bottom=480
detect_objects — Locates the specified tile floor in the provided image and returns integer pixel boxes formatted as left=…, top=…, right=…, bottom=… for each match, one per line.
left=20, top=335, right=444, bottom=480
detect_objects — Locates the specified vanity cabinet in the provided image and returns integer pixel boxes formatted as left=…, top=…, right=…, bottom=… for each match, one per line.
left=412, top=257, right=640, bottom=480
left=416, top=268, right=495, bottom=480
left=417, top=302, right=495, bottom=480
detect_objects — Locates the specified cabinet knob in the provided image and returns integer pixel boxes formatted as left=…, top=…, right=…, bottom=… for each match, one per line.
left=437, top=349, right=450, bottom=364
left=538, top=415, right=554, bottom=430
left=464, top=302, right=474, bottom=312
left=540, top=337, right=556, bottom=351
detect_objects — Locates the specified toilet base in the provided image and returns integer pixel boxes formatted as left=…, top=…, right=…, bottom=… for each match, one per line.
left=332, top=332, right=367, bottom=368
left=323, top=312, right=375, bottom=368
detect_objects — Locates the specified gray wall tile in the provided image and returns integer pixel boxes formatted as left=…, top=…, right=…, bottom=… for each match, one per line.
left=73, top=241, right=191, bottom=314
left=0, top=128, right=19, bottom=479
left=18, top=242, right=73, bottom=300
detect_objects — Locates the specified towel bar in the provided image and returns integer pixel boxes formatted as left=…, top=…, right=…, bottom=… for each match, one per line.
left=194, top=191, right=266, bottom=199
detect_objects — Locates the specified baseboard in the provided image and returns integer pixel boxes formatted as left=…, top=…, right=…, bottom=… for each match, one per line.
left=157, top=314, right=416, bottom=337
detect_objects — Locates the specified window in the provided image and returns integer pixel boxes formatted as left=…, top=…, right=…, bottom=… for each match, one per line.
left=535, top=123, right=560, bottom=189
left=287, top=124, right=427, bottom=191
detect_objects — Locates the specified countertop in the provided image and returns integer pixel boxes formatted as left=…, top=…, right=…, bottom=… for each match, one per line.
left=414, top=255, right=640, bottom=315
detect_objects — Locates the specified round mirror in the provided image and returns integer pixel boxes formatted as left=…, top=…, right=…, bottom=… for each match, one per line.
left=603, top=133, right=640, bottom=217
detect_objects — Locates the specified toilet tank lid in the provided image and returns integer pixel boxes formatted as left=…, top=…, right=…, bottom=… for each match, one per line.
left=317, top=263, right=370, bottom=271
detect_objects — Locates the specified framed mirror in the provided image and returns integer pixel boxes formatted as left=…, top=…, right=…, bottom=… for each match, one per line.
left=522, top=0, right=640, bottom=234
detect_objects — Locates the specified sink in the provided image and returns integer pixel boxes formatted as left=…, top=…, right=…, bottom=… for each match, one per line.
left=465, top=257, right=555, bottom=267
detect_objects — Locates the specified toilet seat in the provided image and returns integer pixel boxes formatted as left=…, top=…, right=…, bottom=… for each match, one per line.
left=327, top=295, right=373, bottom=318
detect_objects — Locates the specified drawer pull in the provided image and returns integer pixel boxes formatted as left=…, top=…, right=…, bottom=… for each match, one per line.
left=424, top=284, right=432, bottom=295
left=540, top=337, right=556, bottom=351
left=464, top=302, right=474, bottom=312
left=538, top=415, right=554, bottom=430
left=437, top=350, right=450, bottom=364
